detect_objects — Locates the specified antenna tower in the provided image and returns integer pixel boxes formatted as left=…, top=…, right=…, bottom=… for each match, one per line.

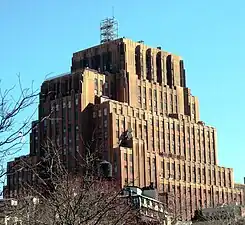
left=100, top=15, right=118, bottom=44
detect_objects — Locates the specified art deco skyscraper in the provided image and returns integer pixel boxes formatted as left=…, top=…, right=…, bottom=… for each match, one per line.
left=5, top=36, right=244, bottom=220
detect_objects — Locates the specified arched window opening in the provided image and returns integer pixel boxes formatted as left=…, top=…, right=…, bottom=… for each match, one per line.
left=135, top=46, right=141, bottom=78
left=156, top=52, right=162, bottom=84
left=166, top=55, right=173, bottom=87
left=146, top=49, right=152, bottom=81
left=179, top=60, right=186, bottom=87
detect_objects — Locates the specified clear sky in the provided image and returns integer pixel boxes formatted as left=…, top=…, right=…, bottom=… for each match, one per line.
left=0, top=0, right=244, bottom=183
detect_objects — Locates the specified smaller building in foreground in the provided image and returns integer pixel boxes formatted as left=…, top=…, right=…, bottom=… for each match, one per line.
left=120, top=183, right=171, bottom=224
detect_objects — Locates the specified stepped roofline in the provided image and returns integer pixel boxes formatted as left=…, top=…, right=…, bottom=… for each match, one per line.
left=73, top=37, right=181, bottom=59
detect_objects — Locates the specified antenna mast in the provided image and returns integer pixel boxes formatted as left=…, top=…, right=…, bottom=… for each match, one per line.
left=100, top=14, right=118, bottom=44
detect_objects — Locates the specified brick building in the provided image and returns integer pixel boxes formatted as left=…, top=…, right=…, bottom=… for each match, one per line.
left=4, top=38, right=244, bottom=220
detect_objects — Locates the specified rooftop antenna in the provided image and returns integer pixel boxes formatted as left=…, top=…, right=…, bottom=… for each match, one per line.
left=100, top=9, right=118, bottom=44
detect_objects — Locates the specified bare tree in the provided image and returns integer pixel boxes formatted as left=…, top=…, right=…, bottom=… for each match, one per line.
left=5, top=136, right=142, bottom=225
left=0, top=76, right=40, bottom=195
left=192, top=204, right=245, bottom=225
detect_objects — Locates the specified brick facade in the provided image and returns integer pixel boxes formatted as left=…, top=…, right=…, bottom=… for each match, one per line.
left=4, top=38, right=244, bottom=220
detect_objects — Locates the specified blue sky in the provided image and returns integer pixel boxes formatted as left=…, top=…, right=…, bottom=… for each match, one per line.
left=0, top=0, right=244, bottom=183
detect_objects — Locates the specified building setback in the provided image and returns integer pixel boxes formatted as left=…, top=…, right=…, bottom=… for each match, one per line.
left=4, top=38, right=244, bottom=220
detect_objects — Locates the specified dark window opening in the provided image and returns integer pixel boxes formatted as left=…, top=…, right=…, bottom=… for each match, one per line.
left=107, top=51, right=112, bottom=72
left=118, top=43, right=126, bottom=71
left=179, top=60, right=186, bottom=87
left=102, top=52, right=107, bottom=71
left=166, top=55, right=173, bottom=87
left=79, top=59, right=83, bottom=68
left=156, top=52, right=162, bottom=83
left=91, top=55, right=101, bottom=71
left=135, top=46, right=141, bottom=78
left=83, top=57, right=89, bottom=68
left=102, top=52, right=112, bottom=72
left=110, top=81, right=115, bottom=99
left=146, top=49, right=152, bottom=81
left=120, top=42, right=125, bottom=55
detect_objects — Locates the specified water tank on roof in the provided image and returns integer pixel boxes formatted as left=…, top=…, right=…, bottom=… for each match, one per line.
left=99, top=160, right=112, bottom=178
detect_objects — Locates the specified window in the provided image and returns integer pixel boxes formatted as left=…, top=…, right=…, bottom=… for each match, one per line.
left=98, top=110, right=102, bottom=117
left=172, top=162, right=175, bottom=171
left=177, top=164, right=181, bottom=179
left=124, top=153, right=127, bottom=161
left=138, top=85, right=141, bottom=96
left=147, top=157, right=151, bottom=179
left=182, top=165, right=185, bottom=179
left=93, top=111, right=96, bottom=118
left=118, top=107, right=122, bottom=114
left=198, top=168, right=201, bottom=182
left=177, top=124, right=180, bottom=131
left=146, top=49, right=152, bottom=80
left=74, top=96, right=78, bottom=105
left=104, top=81, right=109, bottom=96
left=202, top=168, right=206, bottom=183
left=169, top=94, right=173, bottom=103
left=129, top=154, right=133, bottom=162
left=103, top=108, right=108, bottom=116
left=68, top=100, right=71, bottom=108
left=152, top=158, right=156, bottom=180
left=139, top=124, right=142, bottom=138
left=143, top=87, right=146, bottom=97
left=154, top=90, right=157, bottom=100
left=149, top=88, right=152, bottom=99
left=170, top=123, right=174, bottom=130
left=68, top=124, right=71, bottom=132
left=149, top=99, right=152, bottom=107
left=100, top=80, right=103, bottom=92
left=192, top=167, right=196, bottom=182
left=174, top=95, right=177, bottom=106
left=161, top=161, right=164, bottom=169
left=153, top=101, right=157, bottom=112
left=121, top=120, right=125, bottom=130
left=144, top=125, right=147, bottom=137
left=192, top=103, right=195, bottom=115
left=127, top=121, right=131, bottom=129
left=94, top=78, right=98, bottom=94
left=130, top=166, right=133, bottom=173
